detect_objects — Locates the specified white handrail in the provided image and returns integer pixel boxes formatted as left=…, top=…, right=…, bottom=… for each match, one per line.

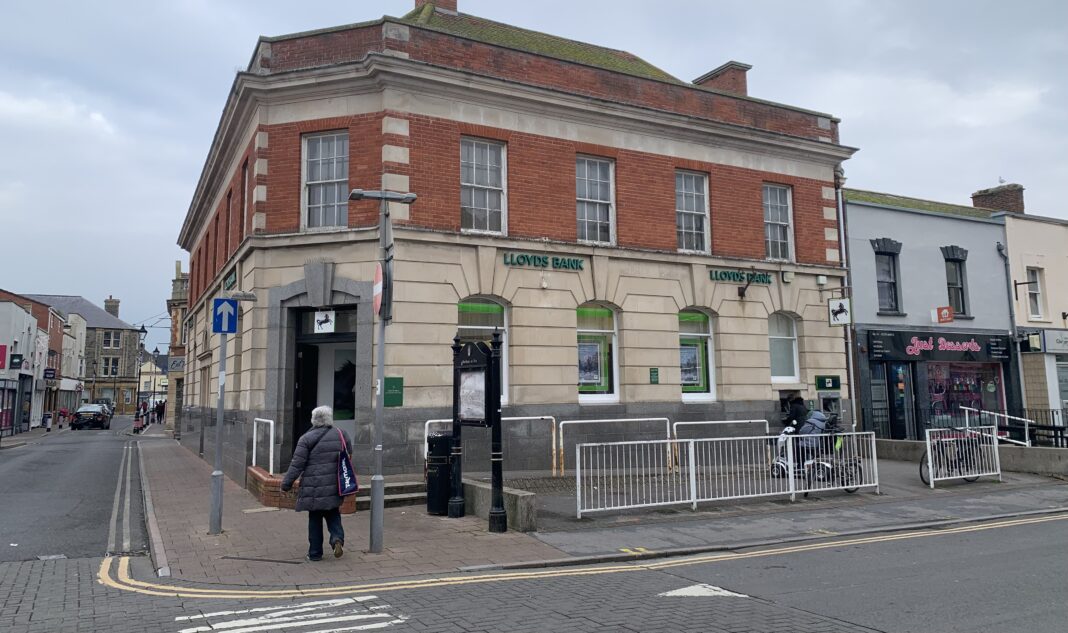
left=960, top=406, right=1032, bottom=447
left=672, top=419, right=769, bottom=438
left=252, top=418, right=275, bottom=475
left=423, top=416, right=557, bottom=474
left=558, top=417, right=671, bottom=476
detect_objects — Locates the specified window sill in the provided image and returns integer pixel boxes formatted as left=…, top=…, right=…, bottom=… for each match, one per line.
left=577, top=239, right=615, bottom=248
left=771, top=378, right=801, bottom=386
left=682, top=393, right=716, bottom=403
left=579, top=395, right=620, bottom=405
left=954, top=314, right=975, bottom=321
left=1027, top=317, right=1052, bottom=324
left=678, top=249, right=710, bottom=256
left=877, top=311, right=908, bottom=317
left=461, top=228, right=507, bottom=237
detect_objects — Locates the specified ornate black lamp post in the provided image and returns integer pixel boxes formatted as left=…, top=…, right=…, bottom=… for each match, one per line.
left=487, top=330, right=507, bottom=532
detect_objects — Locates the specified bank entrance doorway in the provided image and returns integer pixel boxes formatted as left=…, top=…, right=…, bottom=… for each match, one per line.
left=293, top=309, right=359, bottom=444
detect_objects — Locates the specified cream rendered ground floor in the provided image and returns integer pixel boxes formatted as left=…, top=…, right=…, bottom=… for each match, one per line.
left=179, top=229, right=850, bottom=482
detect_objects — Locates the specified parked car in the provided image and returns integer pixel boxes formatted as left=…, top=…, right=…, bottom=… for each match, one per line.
left=72, top=404, right=110, bottom=430
left=92, top=399, right=114, bottom=419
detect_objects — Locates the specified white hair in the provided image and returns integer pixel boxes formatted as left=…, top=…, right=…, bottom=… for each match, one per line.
left=311, top=406, right=334, bottom=427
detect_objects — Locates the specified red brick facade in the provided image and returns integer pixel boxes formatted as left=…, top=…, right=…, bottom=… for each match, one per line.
left=186, top=7, right=847, bottom=306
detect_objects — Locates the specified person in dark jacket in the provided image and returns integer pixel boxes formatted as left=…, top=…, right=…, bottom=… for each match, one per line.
left=281, top=406, right=354, bottom=561
left=784, top=396, right=808, bottom=428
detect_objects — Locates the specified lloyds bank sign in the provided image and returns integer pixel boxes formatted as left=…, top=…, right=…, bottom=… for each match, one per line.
left=709, top=268, right=773, bottom=284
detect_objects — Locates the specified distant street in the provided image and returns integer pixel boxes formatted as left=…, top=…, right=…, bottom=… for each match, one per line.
left=0, top=416, right=148, bottom=563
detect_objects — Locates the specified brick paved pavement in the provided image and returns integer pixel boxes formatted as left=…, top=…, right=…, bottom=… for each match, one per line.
left=140, top=441, right=568, bottom=587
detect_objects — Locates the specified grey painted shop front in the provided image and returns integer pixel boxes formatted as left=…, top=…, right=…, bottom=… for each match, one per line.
left=845, top=191, right=1022, bottom=439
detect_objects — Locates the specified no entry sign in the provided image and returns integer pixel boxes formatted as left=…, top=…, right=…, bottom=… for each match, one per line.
left=373, top=262, right=384, bottom=316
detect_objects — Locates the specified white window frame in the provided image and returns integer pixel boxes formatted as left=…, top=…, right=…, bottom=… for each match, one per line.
left=103, top=330, right=120, bottom=349
left=300, top=130, right=350, bottom=231
left=102, top=356, right=120, bottom=377
left=576, top=156, right=616, bottom=246
left=763, top=184, right=794, bottom=262
left=769, top=313, right=800, bottom=384
left=1027, top=267, right=1045, bottom=320
left=460, top=138, right=508, bottom=236
left=577, top=305, right=619, bottom=404
left=457, top=298, right=510, bottom=405
left=676, top=171, right=710, bottom=254
left=680, top=310, right=716, bottom=403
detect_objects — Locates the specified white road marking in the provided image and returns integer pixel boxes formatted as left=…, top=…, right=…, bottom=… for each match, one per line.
left=175, top=597, right=378, bottom=622
left=658, top=583, right=749, bottom=598
left=174, top=596, right=406, bottom=633
left=178, top=613, right=389, bottom=633
left=106, top=443, right=130, bottom=554
left=123, top=442, right=133, bottom=552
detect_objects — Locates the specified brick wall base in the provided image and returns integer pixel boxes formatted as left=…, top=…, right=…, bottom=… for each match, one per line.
left=247, top=466, right=357, bottom=514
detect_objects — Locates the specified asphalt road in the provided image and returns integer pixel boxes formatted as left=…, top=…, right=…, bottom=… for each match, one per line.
left=0, top=416, right=147, bottom=563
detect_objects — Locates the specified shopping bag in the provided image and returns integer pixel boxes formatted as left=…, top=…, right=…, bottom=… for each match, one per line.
left=337, top=429, right=359, bottom=496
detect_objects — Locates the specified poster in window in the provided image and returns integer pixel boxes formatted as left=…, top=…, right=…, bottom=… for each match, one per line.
left=459, top=370, right=486, bottom=421
left=680, top=345, right=701, bottom=385
left=578, top=342, right=602, bottom=385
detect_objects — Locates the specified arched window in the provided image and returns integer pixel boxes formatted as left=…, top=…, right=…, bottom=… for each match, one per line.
left=458, top=298, right=508, bottom=402
left=679, top=310, right=715, bottom=400
left=577, top=304, right=617, bottom=401
left=769, top=312, right=799, bottom=382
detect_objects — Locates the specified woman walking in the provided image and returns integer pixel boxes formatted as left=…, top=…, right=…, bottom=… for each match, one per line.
left=281, top=406, right=354, bottom=561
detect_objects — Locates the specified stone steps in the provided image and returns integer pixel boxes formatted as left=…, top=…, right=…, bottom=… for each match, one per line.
left=354, top=481, right=427, bottom=511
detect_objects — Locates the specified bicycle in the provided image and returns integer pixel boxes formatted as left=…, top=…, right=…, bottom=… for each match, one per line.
left=919, top=430, right=980, bottom=486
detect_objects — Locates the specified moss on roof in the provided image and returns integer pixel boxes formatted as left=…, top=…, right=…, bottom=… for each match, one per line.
left=844, top=188, right=996, bottom=219
left=398, top=5, right=680, bottom=83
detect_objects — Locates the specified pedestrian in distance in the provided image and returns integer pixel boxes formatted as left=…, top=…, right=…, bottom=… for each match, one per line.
left=155, top=400, right=165, bottom=424
left=281, top=406, right=354, bottom=562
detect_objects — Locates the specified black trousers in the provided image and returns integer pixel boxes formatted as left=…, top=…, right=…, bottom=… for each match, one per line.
left=307, top=507, right=344, bottom=559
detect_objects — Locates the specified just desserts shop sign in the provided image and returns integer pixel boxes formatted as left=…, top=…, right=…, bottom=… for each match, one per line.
left=868, top=330, right=1010, bottom=362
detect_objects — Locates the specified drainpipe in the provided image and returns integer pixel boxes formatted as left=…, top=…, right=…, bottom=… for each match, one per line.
left=997, top=241, right=1026, bottom=413
left=835, top=166, right=859, bottom=428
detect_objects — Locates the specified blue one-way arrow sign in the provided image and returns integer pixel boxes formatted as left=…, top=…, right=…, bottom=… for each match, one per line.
left=212, top=298, right=238, bottom=334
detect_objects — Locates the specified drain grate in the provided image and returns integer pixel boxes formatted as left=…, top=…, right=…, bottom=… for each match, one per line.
left=37, top=555, right=67, bottom=560
left=220, top=555, right=303, bottom=565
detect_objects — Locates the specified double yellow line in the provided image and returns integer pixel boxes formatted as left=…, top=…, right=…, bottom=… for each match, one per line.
left=97, top=512, right=1068, bottom=600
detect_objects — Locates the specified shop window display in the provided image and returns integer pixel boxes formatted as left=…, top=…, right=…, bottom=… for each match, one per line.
left=927, top=362, right=1004, bottom=415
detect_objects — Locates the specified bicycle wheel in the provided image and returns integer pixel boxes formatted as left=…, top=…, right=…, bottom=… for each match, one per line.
left=842, top=463, right=862, bottom=493
left=919, top=451, right=931, bottom=486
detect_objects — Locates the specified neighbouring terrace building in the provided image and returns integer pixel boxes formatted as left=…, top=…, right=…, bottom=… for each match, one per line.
left=845, top=188, right=1023, bottom=440
left=179, top=0, right=856, bottom=483
left=997, top=187, right=1068, bottom=424
left=166, top=261, right=190, bottom=430
left=26, top=295, right=142, bottom=415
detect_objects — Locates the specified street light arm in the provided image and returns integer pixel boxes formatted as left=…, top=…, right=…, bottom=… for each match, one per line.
left=349, top=189, right=417, bottom=204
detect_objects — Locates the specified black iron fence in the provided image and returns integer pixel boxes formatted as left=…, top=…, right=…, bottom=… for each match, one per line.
left=862, top=407, right=1068, bottom=448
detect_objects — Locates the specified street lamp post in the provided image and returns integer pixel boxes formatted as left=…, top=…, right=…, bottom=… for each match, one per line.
left=209, top=291, right=256, bottom=536
left=348, top=187, right=417, bottom=554
left=134, top=325, right=147, bottom=423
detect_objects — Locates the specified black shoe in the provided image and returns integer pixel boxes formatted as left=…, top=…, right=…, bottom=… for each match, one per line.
left=305, top=555, right=322, bottom=562
left=333, top=540, right=344, bottom=558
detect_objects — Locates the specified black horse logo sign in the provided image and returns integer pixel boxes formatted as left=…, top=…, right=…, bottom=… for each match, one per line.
left=315, top=312, right=333, bottom=331
left=830, top=301, right=849, bottom=323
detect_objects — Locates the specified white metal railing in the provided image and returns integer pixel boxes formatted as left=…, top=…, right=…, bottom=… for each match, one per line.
left=251, top=418, right=275, bottom=475
left=672, top=419, right=770, bottom=438
left=961, top=407, right=1032, bottom=447
left=787, top=432, right=880, bottom=496
left=423, top=416, right=557, bottom=473
left=559, top=417, right=671, bottom=476
left=923, top=425, right=1002, bottom=488
left=576, top=431, right=878, bottom=517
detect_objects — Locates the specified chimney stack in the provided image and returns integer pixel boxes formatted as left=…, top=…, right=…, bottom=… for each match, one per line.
left=415, top=0, right=457, bottom=13
left=104, top=295, right=120, bottom=318
left=693, top=61, right=752, bottom=96
left=971, top=183, right=1025, bottom=214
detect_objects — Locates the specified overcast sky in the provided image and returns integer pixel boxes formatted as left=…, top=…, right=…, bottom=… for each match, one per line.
left=2, top=0, right=1064, bottom=352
